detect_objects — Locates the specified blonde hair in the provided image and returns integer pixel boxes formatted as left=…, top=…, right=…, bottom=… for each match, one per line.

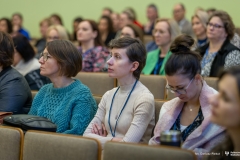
left=154, top=18, right=181, bottom=42
left=47, top=25, right=69, bottom=40
left=192, top=10, right=209, bottom=28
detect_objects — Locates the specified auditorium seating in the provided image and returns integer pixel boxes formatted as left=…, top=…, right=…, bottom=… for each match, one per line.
left=143, top=35, right=153, bottom=45
left=0, top=126, right=24, bottom=160
left=23, top=131, right=101, bottom=160
left=103, top=142, right=197, bottom=160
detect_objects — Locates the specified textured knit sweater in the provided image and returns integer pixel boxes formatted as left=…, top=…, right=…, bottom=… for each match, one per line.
left=83, top=81, right=155, bottom=148
left=29, top=79, right=97, bottom=135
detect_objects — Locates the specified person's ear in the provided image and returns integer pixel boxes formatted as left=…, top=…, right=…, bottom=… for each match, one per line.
left=195, top=74, right=202, bottom=84
left=130, top=61, right=139, bottom=72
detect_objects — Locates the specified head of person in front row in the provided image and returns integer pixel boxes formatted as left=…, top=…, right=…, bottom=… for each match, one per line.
left=142, top=18, right=181, bottom=75
left=28, top=40, right=97, bottom=135
left=149, top=35, right=225, bottom=155
left=207, top=66, right=240, bottom=159
left=197, top=10, right=240, bottom=77
left=83, top=37, right=155, bottom=147
left=0, top=31, right=32, bottom=114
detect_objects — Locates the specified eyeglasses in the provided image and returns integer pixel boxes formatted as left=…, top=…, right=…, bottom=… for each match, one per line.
left=166, top=78, right=194, bottom=95
left=40, top=52, right=51, bottom=62
left=47, top=36, right=59, bottom=41
left=207, top=22, right=224, bottom=29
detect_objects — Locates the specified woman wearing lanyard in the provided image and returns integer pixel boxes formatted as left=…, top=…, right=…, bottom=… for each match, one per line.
left=149, top=35, right=225, bottom=156
left=84, top=37, right=155, bottom=147
left=197, top=10, right=240, bottom=77
left=142, top=18, right=181, bottom=75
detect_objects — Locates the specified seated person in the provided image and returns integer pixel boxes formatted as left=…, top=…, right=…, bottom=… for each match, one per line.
left=120, top=24, right=143, bottom=42
left=11, top=13, right=30, bottom=40
left=0, top=32, right=32, bottom=114
left=149, top=35, right=225, bottom=155
left=28, top=40, right=97, bottom=135
left=84, top=37, right=155, bottom=147
left=206, top=66, right=240, bottom=160
left=142, top=18, right=181, bottom=75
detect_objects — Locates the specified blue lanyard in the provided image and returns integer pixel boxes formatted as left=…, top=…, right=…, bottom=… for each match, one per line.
left=108, top=79, right=138, bottom=137
left=153, top=59, right=163, bottom=75
left=201, top=48, right=218, bottom=69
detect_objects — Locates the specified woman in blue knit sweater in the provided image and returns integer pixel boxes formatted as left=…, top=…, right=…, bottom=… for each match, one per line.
left=28, top=40, right=97, bottom=135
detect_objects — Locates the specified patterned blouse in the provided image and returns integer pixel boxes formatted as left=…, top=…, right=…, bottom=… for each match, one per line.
left=170, top=107, right=204, bottom=142
left=79, top=46, right=109, bottom=72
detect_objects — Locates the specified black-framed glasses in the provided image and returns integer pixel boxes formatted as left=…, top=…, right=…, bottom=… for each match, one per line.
left=165, top=78, right=194, bottom=95
left=207, top=22, right=224, bottom=29
left=39, top=52, right=51, bottom=62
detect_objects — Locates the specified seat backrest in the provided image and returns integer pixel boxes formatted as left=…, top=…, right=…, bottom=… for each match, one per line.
left=139, top=75, right=166, bottom=99
left=0, top=126, right=24, bottom=160
left=75, top=72, right=117, bottom=96
left=154, top=100, right=166, bottom=123
left=103, top=142, right=196, bottom=160
left=23, top=131, right=101, bottom=160
left=93, top=95, right=102, bottom=105
left=31, top=90, right=38, bottom=99
left=143, top=35, right=153, bottom=45
left=204, top=77, right=218, bottom=90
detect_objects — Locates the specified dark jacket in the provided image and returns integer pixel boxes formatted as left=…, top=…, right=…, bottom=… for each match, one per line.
left=0, top=66, right=32, bottom=114
left=197, top=39, right=240, bottom=77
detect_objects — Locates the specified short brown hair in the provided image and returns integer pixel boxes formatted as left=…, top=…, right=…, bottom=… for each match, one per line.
left=208, top=10, right=235, bottom=40
left=0, top=32, right=14, bottom=68
left=108, top=37, right=146, bottom=79
left=46, top=40, right=82, bottom=77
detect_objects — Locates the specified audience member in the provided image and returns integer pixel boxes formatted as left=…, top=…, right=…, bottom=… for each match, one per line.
left=84, top=37, right=155, bottom=147
left=149, top=35, right=225, bottom=155
left=142, top=18, right=181, bottom=75
left=35, top=18, right=51, bottom=55
left=120, top=24, right=143, bottom=42
left=0, top=18, right=13, bottom=34
left=111, top=13, right=121, bottom=33
left=192, top=10, right=209, bottom=47
left=72, top=17, right=83, bottom=41
left=101, top=7, right=113, bottom=17
left=49, top=14, right=63, bottom=25
left=144, top=4, right=159, bottom=35
left=206, top=8, right=217, bottom=16
left=197, top=11, right=240, bottom=77
left=124, top=7, right=143, bottom=30
left=173, top=3, right=194, bottom=37
left=12, top=13, right=30, bottom=40
left=206, top=66, right=240, bottom=160
left=46, top=25, right=69, bottom=42
left=12, top=34, right=50, bottom=90
left=0, top=31, right=32, bottom=114
left=28, top=40, right=97, bottom=135
left=77, top=20, right=109, bottom=72
left=98, top=16, right=116, bottom=46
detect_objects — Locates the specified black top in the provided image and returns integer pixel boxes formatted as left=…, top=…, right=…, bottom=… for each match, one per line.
left=104, top=32, right=116, bottom=47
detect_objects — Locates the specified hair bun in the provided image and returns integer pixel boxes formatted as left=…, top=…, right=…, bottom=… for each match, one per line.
left=170, top=34, right=195, bottom=53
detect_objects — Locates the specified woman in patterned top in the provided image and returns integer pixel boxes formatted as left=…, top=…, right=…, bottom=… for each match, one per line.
left=77, top=20, right=109, bottom=72
left=197, top=10, right=240, bottom=77
left=149, top=35, right=225, bottom=156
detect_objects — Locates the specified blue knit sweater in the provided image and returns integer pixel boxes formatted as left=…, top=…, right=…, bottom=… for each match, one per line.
left=28, top=79, right=97, bottom=135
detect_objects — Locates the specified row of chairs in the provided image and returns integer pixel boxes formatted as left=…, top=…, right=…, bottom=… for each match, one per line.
left=0, top=126, right=196, bottom=160
left=74, top=72, right=218, bottom=100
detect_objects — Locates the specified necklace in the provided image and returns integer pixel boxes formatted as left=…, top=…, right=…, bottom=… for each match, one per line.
left=188, top=106, right=193, bottom=112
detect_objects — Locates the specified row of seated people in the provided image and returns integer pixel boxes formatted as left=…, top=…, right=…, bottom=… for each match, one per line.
left=1, top=10, right=240, bottom=92
left=0, top=32, right=239, bottom=160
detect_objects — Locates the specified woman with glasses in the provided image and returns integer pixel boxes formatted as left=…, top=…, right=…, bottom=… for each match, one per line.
left=149, top=35, right=225, bottom=155
left=142, top=18, right=181, bottom=75
left=197, top=10, right=240, bottom=77
left=28, top=40, right=97, bottom=135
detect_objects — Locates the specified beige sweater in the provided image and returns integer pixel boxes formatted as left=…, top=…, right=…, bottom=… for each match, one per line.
left=83, top=81, right=155, bottom=147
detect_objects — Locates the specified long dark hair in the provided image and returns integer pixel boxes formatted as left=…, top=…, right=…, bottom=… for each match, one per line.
left=100, top=16, right=114, bottom=33
left=0, top=18, right=13, bottom=34
left=165, top=34, right=201, bottom=79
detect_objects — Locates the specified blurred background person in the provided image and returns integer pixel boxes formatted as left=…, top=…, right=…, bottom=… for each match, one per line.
left=120, top=24, right=143, bottom=42
left=192, top=10, right=209, bottom=47
left=124, top=7, right=143, bottom=30
left=98, top=15, right=116, bottom=46
left=49, top=14, right=63, bottom=25
left=77, top=20, right=109, bottom=72
left=12, top=13, right=30, bottom=40
left=101, top=7, right=113, bottom=17
left=0, top=18, right=13, bottom=34
left=111, top=13, right=121, bottom=33
left=0, top=31, right=32, bottom=114
left=207, top=66, right=240, bottom=160
left=35, top=18, right=51, bottom=55
left=144, top=4, right=159, bottom=35
left=197, top=10, right=240, bottom=77
left=206, top=8, right=217, bottom=16
left=173, top=3, right=194, bottom=37
left=72, top=17, right=83, bottom=41
left=142, top=18, right=181, bottom=75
